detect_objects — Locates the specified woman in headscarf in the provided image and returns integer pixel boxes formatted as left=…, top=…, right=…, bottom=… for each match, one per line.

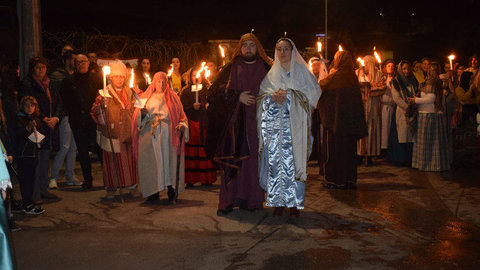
left=356, top=55, right=386, bottom=166
left=180, top=68, right=216, bottom=188
left=380, top=59, right=396, bottom=153
left=318, top=50, right=367, bottom=189
left=408, top=63, right=450, bottom=171
left=257, top=38, right=321, bottom=217
left=387, top=60, right=419, bottom=166
left=132, top=72, right=189, bottom=203
left=91, top=60, right=139, bottom=199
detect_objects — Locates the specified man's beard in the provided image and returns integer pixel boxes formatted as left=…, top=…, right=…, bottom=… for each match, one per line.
left=241, top=53, right=257, bottom=62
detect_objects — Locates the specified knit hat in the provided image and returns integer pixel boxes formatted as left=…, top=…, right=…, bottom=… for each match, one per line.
left=109, top=60, right=127, bottom=77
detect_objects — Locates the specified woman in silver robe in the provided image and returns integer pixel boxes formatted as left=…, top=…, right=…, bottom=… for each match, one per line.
left=257, top=38, right=321, bottom=217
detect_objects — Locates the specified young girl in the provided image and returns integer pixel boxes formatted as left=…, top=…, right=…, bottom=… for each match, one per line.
left=15, top=96, right=45, bottom=214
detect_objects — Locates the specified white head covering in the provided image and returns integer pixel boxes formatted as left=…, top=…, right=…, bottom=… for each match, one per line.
left=109, top=60, right=128, bottom=77
left=259, top=38, right=321, bottom=108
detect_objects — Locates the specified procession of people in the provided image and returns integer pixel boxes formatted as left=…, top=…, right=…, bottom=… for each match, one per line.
left=0, top=33, right=479, bottom=240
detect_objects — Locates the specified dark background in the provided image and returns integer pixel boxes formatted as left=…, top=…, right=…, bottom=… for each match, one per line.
left=2, top=0, right=480, bottom=64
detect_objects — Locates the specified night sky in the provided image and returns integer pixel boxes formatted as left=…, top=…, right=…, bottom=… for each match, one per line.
left=37, top=0, right=480, bottom=62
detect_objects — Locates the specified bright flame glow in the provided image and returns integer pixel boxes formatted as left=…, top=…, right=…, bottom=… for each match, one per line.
left=145, top=73, right=151, bottom=85
left=167, top=64, right=174, bottom=77
left=102, top=65, right=111, bottom=75
left=196, top=62, right=206, bottom=79
left=373, top=46, right=376, bottom=51
left=357, top=57, right=365, bottom=67
left=338, top=45, right=343, bottom=51
left=129, top=69, right=134, bottom=88
left=218, top=45, right=225, bottom=58
left=205, top=66, right=211, bottom=79
left=374, top=51, right=382, bottom=64
left=308, top=59, right=313, bottom=72
left=317, top=42, right=322, bottom=52
left=448, top=54, right=455, bottom=60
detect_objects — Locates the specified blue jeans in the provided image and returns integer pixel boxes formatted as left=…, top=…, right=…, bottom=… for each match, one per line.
left=51, top=117, right=77, bottom=181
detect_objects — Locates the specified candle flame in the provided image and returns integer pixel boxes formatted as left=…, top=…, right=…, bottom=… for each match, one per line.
left=338, top=45, right=343, bottom=51
left=317, top=42, right=322, bottom=52
left=102, top=65, right=111, bottom=75
left=205, top=66, right=211, bottom=79
left=373, top=46, right=376, bottom=51
left=145, top=73, right=151, bottom=85
left=308, top=59, right=313, bottom=72
left=129, top=69, right=134, bottom=88
left=167, top=64, right=174, bottom=77
left=357, top=57, right=365, bottom=67
left=448, top=54, right=455, bottom=60
left=196, top=62, right=206, bottom=79
left=374, top=51, right=382, bottom=64
left=218, top=45, right=225, bottom=58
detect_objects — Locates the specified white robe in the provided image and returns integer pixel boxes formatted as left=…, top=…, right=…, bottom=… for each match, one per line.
left=137, top=92, right=189, bottom=198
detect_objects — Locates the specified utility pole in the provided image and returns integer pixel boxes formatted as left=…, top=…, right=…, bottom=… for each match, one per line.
left=325, top=0, right=328, bottom=60
left=17, top=0, right=42, bottom=79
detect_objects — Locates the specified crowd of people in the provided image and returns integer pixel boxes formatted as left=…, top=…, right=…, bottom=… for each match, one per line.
left=0, top=34, right=479, bottom=240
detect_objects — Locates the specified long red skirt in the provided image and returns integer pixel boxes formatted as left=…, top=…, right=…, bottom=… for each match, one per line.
left=185, top=120, right=217, bottom=184
left=102, top=144, right=138, bottom=188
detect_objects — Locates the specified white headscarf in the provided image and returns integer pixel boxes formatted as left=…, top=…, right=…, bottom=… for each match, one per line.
left=258, top=38, right=321, bottom=183
left=259, top=38, right=321, bottom=108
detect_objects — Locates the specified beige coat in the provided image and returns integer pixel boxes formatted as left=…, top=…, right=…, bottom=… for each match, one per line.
left=391, top=85, right=414, bottom=143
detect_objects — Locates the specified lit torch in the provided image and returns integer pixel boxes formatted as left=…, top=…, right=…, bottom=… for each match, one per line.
left=317, top=41, right=323, bottom=59
left=308, top=59, right=313, bottom=72
left=219, top=45, right=226, bottom=66
left=167, top=64, right=174, bottom=90
left=448, top=54, right=455, bottom=81
left=193, top=62, right=206, bottom=103
left=338, top=45, right=343, bottom=52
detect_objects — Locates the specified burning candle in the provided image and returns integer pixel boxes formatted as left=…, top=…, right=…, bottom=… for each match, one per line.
left=129, top=69, right=134, bottom=88
left=102, top=65, right=111, bottom=91
left=308, top=59, right=313, bottom=72
left=338, top=45, right=343, bottom=52
left=448, top=54, right=455, bottom=72
left=145, top=73, right=151, bottom=86
left=374, top=51, right=382, bottom=65
left=219, top=45, right=226, bottom=66
left=357, top=57, right=365, bottom=67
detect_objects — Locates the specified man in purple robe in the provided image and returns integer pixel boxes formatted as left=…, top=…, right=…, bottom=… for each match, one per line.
left=206, top=34, right=272, bottom=216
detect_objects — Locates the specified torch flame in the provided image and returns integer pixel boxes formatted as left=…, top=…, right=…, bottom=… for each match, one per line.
left=373, top=46, right=376, bottom=51
left=374, top=51, right=382, bottom=64
left=338, top=45, right=343, bottom=51
left=145, top=73, right=151, bottom=85
left=196, top=62, right=206, bottom=79
left=317, top=42, right=322, bottom=52
left=219, top=45, right=225, bottom=58
left=102, top=65, right=111, bottom=75
left=308, top=59, right=313, bottom=72
left=448, top=54, right=455, bottom=60
left=167, top=64, right=174, bottom=77
left=129, top=69, right=134, bottom=88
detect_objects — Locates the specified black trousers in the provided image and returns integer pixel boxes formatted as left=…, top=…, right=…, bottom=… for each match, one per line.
left=17, top=157, right=37, bottom=206
left=71, top=126, right=101, bottom=183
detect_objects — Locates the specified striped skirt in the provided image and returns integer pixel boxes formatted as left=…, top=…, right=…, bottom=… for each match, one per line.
left=412, top=113, right=450, bottom=171
left=102, top=144, right=138, bottom=189
left=184, top=120, right=216, bottom=184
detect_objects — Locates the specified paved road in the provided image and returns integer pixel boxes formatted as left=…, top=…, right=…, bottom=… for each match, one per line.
left=10, top=161, right=480, bottom=269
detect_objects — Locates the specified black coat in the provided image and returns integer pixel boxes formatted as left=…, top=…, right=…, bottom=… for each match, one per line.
left=14, top=112, right=42, bottom=158
left=18, top=75, right=63, bottom=149
left=60, top=72, right=102, bottom=130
